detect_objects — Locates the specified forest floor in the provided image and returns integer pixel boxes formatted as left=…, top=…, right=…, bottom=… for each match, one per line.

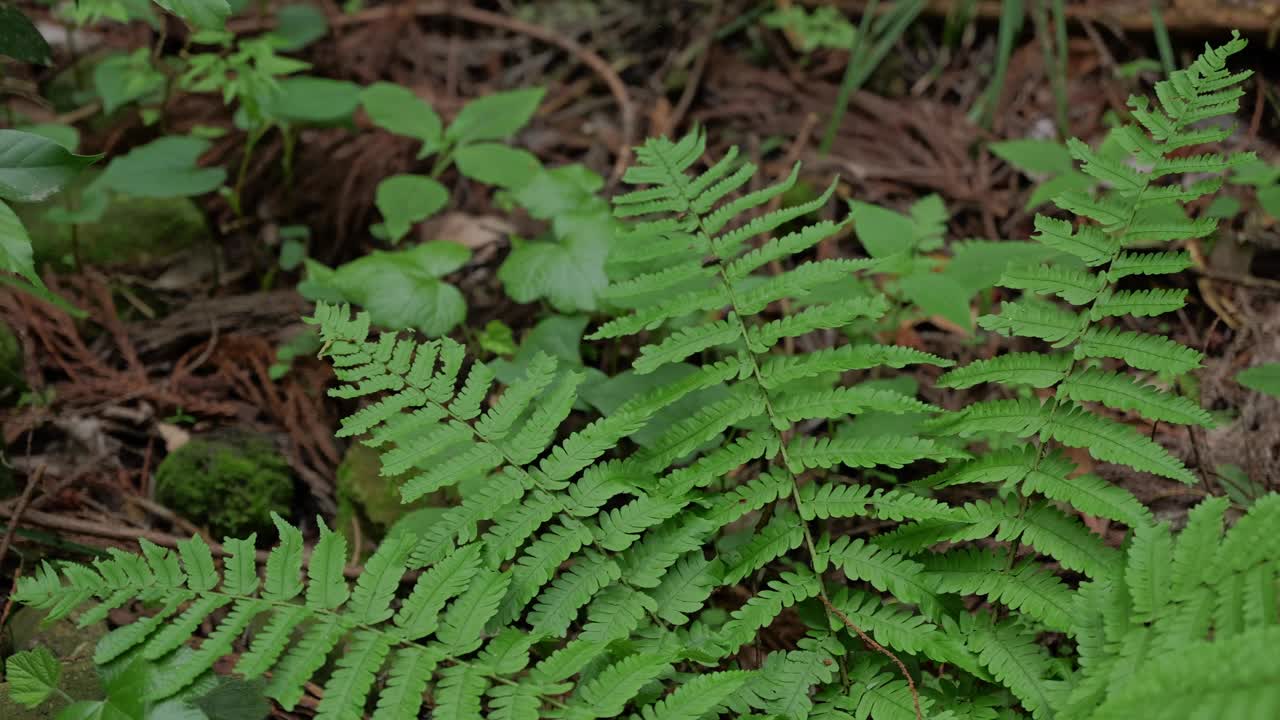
left=2, top=2, right=1279, bottom=708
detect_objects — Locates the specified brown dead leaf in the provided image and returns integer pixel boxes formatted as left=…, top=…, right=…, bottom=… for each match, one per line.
left=156, top=423, right=191, bottom=453
left=419, top=212, right=515, bottom=250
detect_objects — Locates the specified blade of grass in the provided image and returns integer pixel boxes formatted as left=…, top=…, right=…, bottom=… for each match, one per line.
left=1031, top=0, right=1069, bottom=137
left=820, top=0, right=925, bottom=154
left=1150, top=0, right=1176, bottom=76
left=969, top=0, right=1025, bottom=129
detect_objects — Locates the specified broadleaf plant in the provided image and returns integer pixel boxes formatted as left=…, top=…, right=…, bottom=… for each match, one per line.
left=9, top=33, right=1279, bottom=720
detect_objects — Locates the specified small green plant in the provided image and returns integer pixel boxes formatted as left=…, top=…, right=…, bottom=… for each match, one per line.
left=358, top=83, right=545, bottom=242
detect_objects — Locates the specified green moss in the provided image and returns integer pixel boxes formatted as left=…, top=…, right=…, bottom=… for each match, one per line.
left=154, top=435, right=294, bottom=538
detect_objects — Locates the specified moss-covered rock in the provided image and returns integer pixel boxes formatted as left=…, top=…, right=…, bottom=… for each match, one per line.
left=16, top=171, right=211, bottom=271
left=154, top=434, right=294, bottom=539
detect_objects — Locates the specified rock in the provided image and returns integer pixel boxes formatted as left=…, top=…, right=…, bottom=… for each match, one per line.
left=16, top=171, right=211, bottom=271
left=334, top=442, right=457, bottom=554
left=154, top=434, right=294, bottom=539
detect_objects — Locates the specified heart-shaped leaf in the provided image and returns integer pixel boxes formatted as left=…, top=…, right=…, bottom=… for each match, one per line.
left=99, top=136, right=225, bottom=198
left=359, top=82, right=443, bottom=154
left=375, top=174, right=449, bottom=243
left=455, top=143, right=540, bottom=189
left=446, top=87, right=545, bottom=145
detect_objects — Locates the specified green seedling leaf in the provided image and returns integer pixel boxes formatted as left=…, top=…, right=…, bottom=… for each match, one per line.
left=5, top=646, right=62, bottom=708
left=44, top=185, right=110, bottom=225
left=375, top=174, right=449, bottom=243
left=93, top=50, right=167, bottom=115
left=269, top=3, right=328, bottom=52
left=499, top=209, right=613, bottom=313
left=1236, top=363, right=1280, bottom=398
left=455, top=143, right=540, bottom=189
left=848, top=200, right=914, bottom=258
left=508, top=164, right=603, bottom=220
left=359, top=82, right=443, bottom=156
left=476, top=319, right=517, bottom=356
left=0, top=198, right=38, bottom=285
left=0, top=6, right=53, bottom=65
left=264, top=76, right=361, bottom=124
left=152, top=0, right=231, bottom=30
left=1027, top=170, right=1096, bottom=210
left=0, top=130, right=102, bottom=203
left=99, top=137, right=225, bottom=198
left=488, top=314, right=607, bottom=391
left=989, top=139, right=1075, bottom=175
left=899, top=271, right=974, bottom=329
left=1257, top=185, right=1280, bottom=220
left=304, top=241, right=470, bottom=336
left=945, top=239, right=1060, bottom=297
left=446, top=87, right=545, bottom=145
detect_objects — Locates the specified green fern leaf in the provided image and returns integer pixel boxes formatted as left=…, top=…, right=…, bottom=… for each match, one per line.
left=998, top=264, right=1106, bottom=304
left=824, top=537, right=941, bottom=615
left=306, top=519, right=350, bottom=611
left=1030, top=215, right=1117, bottom=265
left=1106, top=250, right=1192, bottom=280
left=635, top=670, right=754, bottom=720
left=1075, top=327, right=1202, bottom=374
left=437, top=567, right=511, bottom=654
left=395, top=542, right=482, bottom=639
left=1058, top=368, right=1213, bottom=426
left=786, top=435, right=961, bottom=472
left=968, top=619, right=1059, bottom=719
left=433, top=663, right=488, bottom=720
left=1044, top=403, right=1198, bottom=484
left=633, top=317, right=742, bottom=375
left=978, top=300, right=1086, bottom=344
left=936, top=352, right=1071, bottom=389
left=568, top=653, right=675, bottom=719
left=367, top=648, right=441, bottom=720
left=651, top=553, right=721, bottom=625
left=923, top=549, right=1075, bottom=632
left=314, top=630, right=392, bottom=720
left=1090, top=289, right=1187, bottom=319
